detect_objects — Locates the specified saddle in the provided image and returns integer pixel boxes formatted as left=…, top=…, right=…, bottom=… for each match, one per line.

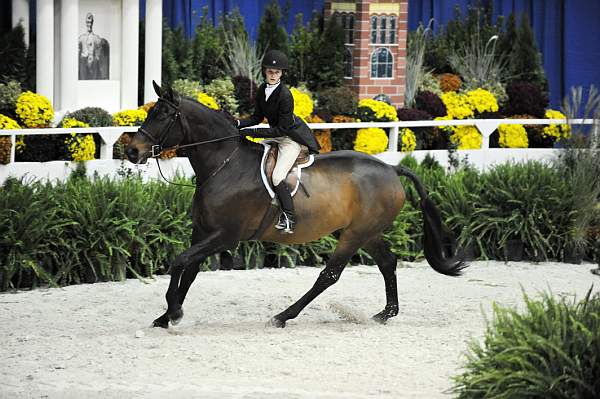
left=260, top=141, right=315, bottom=198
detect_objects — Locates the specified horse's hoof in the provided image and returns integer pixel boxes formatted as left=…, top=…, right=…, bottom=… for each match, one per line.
left=371, top=313, right=388, bottom=325
left=269, top=316, right=286, bottom=328
left=372, top=306, right=398, bottom=325
left=169, top=307, right=184, bottom=325
left=152, top=315, right=169, bottom=329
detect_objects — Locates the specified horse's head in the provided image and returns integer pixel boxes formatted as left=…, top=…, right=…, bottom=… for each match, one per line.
left=126, top=81, right=186, bottom=164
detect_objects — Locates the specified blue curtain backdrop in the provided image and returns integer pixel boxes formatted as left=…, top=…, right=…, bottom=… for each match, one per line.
left=408, top=0, right=600, bottom=108
left=144, top=0, right=600, bottom=107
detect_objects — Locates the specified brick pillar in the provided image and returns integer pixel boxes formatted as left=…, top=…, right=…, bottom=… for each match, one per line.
left=395, top=0, right=409, bottom=107
left=326, top=0, right=409, bottom=108
left=351, top=0, right=372, bottom=101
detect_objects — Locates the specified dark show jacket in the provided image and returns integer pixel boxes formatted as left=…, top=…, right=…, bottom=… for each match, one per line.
left=238, top=83, right=321, bottom=154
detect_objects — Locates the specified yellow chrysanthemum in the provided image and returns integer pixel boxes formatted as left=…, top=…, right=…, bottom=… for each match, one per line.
left=113, top=109, right=147, bottom=126
left=498, top=124, right=528, bottom=148
left=465, top=88, right=499, bottom=114
left=0, top=115, right=21, bottom=159
left=543, top=109, right=571, bottom=140
left=15, top=91, right=54, bottom=128
left=290, top=87, right=313, bottom=121
left=440, top=92, right=474, bottom=120
left=354, top=127, right=388, bottom=154
left=197, top=92, right=220, bottom=110
left=400, top=128, right=416, bottom=152
left=450, top=125, right=482, bottom=149
left=62, top=117, right=90, bottom=129
left=358, top=99, right=398, bottom=121
left=65, top=133, right=96, bottom=161
left=0, top=114, right=20, bottom=129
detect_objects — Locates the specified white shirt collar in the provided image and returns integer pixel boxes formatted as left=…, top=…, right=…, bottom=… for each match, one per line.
left=264, top=81, right=281, bottom=101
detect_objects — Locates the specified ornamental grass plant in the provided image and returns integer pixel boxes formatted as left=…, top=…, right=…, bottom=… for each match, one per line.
left=472, top=162, right=570, bottom=261
left=453, top=289, right=600, bottom=399
left=2, top=155, right=597, bottom=290
left=554, top=86, right=600, bottom=262
left=405, top=23, right=432, bottom=108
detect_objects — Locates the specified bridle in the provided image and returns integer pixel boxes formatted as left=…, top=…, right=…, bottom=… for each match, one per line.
left=137, top=97, right=241, bottom=188
left=137, top=97, right=240, bottom=158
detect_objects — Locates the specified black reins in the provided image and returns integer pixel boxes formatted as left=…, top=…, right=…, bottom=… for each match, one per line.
left=138, top=98, right=241, bottom=188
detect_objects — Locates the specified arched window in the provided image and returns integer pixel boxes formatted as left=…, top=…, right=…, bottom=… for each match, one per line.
left=333, top=12, right=355, bottom=45
left=344, top=48, right=353, bottom=78
left=370, top=16, right=378, bottom=43
left=379, top=16, right=387, bottom=44
left=333, top=12, right=341, bottom=27
left=389, top=15, right=397, bottom=43
left=347, top=14, right=355, bottom=44
left=371, top=48, right=393, bottom=78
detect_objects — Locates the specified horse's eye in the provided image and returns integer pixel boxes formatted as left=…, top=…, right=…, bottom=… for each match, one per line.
left=155, top=108, right=168, bottom=120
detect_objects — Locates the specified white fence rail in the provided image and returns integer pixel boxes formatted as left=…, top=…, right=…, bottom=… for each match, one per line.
left=1, top=119, right=598, bottom=183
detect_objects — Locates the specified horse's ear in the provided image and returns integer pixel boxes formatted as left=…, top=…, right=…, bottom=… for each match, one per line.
left=166, top=86, right=174, bottom=101
left=152, top=80, right=162, bottom=97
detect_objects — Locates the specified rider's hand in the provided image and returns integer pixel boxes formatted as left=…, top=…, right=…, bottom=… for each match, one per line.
left=242, top=128, right=257, bottom=137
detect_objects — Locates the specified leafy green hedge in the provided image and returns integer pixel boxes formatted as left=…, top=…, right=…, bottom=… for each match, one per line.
left=453, top=289, right=600, bottom=398
left=1, top=157, right=598, bottom=291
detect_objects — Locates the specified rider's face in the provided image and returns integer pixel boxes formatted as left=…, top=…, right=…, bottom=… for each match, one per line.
left=264, top=68, right=282, bottom=85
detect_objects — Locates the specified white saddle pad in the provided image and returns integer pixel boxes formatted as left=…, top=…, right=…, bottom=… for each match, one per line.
left=259, top=141, right=315, bottom=199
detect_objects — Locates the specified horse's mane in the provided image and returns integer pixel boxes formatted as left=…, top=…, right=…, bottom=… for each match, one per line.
left=178, top=94, right=263, bottom=153
left=179, top=94, right=240, bottom=137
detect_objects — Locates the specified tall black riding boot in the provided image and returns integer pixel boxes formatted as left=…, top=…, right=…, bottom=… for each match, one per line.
left=273, top=182, right=296, bottom=234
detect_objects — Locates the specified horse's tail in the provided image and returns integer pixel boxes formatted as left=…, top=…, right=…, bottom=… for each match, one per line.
left=395, top=164, right=467, bottom=276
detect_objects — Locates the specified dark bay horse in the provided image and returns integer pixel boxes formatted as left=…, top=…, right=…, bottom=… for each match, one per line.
left=126, top=82, right=466, bottom=329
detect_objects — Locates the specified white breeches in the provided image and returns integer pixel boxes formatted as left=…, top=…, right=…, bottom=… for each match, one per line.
left=271, top=137, right=302, bottom=186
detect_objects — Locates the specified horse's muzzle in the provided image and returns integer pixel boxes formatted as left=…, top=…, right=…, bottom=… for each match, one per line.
left=126, top=145, right=148, bottom=164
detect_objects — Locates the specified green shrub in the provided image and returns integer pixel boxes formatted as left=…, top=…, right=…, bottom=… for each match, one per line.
left=15, top=134, right=70, bottom=162
left=232, top=76, right=258, bottom=116
left=202, top=77, right=239, bottom=115
left=0, top=80, right=22, bottom=118
left=256, top=0, right=289, bottom=55
left=288, top=13, right=320, bottom=86
left=190, top=8, right=226, bottom=84
left=315, top=86, right=358, bottom=116
left=507, top=13, right=548, bottom=90
left=63, top=107, right=113, bottom=127
left=172, top=78, right=201, bottom=98
left=306, top=15, right=345, bottom=91
left=162, top=24, right=194, bottom=87
left=453, top=289, right=600, bottom=399
left=0, top=25, right=28, bottom=85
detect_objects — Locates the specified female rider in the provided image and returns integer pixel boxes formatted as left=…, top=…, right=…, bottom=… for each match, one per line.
left=236, top=50, right=320, bottom=234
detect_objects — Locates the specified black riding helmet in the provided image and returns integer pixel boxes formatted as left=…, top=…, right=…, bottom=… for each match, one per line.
left=262, top=50, right=289, bottom=70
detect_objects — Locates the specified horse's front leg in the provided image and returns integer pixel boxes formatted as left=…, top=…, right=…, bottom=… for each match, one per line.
left=153, top=229, right=235, bottom=328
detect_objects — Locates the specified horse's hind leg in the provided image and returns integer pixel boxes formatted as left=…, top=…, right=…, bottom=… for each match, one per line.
left=363, top=237, right=399, bottom=324
left=270, top=233, right=363, bottom=328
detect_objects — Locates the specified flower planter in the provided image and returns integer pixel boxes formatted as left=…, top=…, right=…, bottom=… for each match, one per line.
left=564, top=247, right=585, bottom=265
left=503, top=239, right=524, bottom=262
left=248, top=252, right=265, bottom=269
left=205, top=255, right=220, bottom=271
left=463, top=243, right=480, bottom=261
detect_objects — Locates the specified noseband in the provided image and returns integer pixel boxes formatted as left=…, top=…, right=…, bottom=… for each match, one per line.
left=137, top=97, right=242, bottom=189
left=137, top=98, right=240, bottom=158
